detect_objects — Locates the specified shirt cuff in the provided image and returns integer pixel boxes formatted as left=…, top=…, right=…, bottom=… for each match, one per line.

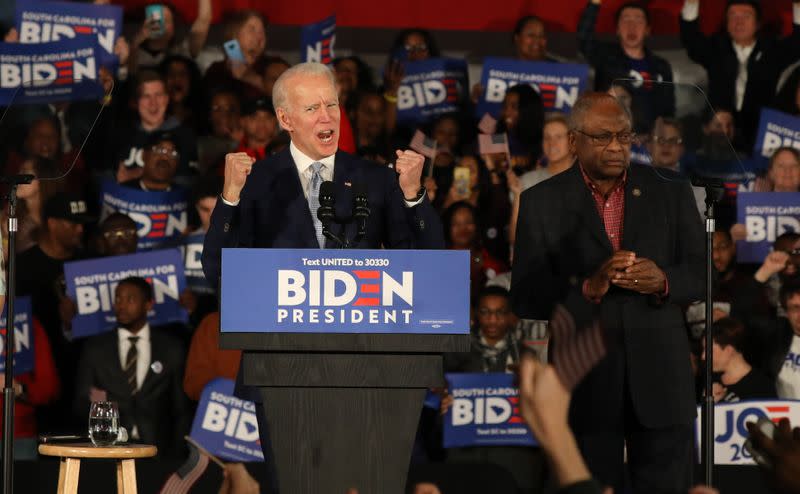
left=403, top=193, right=425, bottom=208
left=582, top=279, right=602, bottom=304
left=220, top=194, right=240, bottom=207
left=794, top=3, right=800, bottom=25
left=682, top=1, right=699, bottom=21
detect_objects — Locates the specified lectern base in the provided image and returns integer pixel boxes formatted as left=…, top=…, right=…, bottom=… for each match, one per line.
left=260, top=387, right=425, bottom=494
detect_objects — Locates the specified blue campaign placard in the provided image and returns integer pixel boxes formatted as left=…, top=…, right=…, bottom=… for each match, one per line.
left=0, top=297, right=34, bottom=376
left=443, top=373, right=537, bottom=448
left=64, top=249, right=189, bottom=339
left=475, top=57, right=589, bottom=118
left=100, top=180, right=189, bottom=250
left=183, top=232, right=214, bottom=295
left=396, top=58, right=468, bottom=126
left=736, top=192, right=800, bottom=263
left=753, top=109, right=800, bottom=166
left=220, top=249, right=470, bottom=334
left=190, top=378, right=265, bottom=462
left=16, top=0, right=123, bottom=66
left=0, top=38, right=103, bottom=105
left=300, top=14, right=335, bottom=64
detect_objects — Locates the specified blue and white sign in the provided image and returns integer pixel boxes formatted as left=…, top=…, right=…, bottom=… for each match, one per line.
left=300, top=15, right=335, bottom=65
left=0, top=297, right=34, bottom=376
left=190, top=378, right=264, bottom=462
left=64, top=249, right=189, bottom=339
left=183, top=232, right=213, bottom=295
left=100, top=180, right=189, bottom=250
left=476, top=58, right=589, bottom=117
left=443, top=373, right=536, bottom=448
left=220, top=249, right=470, bottom=334
left=0, top=38, right=102, bottom=105
left=396, top=58, right=468, bottom=126
left=753, top=109, right=800, bottom=166
left=15, top=0, right=123, bottom=66
left=694, top=401, right=800, bottom=465
left=736, top=192, right=800, bottom=263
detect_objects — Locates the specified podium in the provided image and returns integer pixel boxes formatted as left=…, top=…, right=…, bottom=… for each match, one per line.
left=219, top=249, right=470, bottom=494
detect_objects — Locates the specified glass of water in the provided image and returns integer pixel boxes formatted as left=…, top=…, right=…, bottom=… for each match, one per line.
left=88, top=401, right=119, bottom=447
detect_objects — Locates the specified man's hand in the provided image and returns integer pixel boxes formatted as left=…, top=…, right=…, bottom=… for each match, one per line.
left=222, top=152, right=256, bottom=203
left=585, top=250, right=636, bottom=300
left=747, top=418, right=800, bottom=494
left=439, top=393, right=453, bottom=416
left=218, top=463, right=260, bottom=494
left=114, top=37, right=130, bottom=66
left=395, top=150, right=424, bottom=199
left=611, top=257, right=666, bottom=294
left=117, top=163, right=143, bottom=183
left=711, top=382, right=727, bottom=403
left=89, top=387, right=108, bottom=402
left=518, top=355, right=571, bottom=450
left=3, top=28, right=18, bottom=43
left=755, top=251, right=790, bottom=282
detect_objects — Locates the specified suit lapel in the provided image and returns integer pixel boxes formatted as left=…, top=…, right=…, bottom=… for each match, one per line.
left=565, top=166, right=613, bottom=253
left=138, top=331, right=162, bottom=395
left=622, top=166, right=647, bottom=251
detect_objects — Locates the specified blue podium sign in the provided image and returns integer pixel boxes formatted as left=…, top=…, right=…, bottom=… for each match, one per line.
left=220, top=249, right=470, bottom=334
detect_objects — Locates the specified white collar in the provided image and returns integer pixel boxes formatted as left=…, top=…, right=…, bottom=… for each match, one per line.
left=118, top=324, right=151, bottom=343
left=732, top=41, right=755, bottom=63
left=289, top=141, right=335, bottom=176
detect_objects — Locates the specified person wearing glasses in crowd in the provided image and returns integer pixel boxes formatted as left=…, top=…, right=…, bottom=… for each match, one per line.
left=512, top=92, right=704, bottom=493
left=121, top=131, right=183, bottom=192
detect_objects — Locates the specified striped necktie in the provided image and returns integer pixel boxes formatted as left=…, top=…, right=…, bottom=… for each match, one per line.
left=124, top=336, right=139, bottom=395
left=307, top=162, right=325, bottom=248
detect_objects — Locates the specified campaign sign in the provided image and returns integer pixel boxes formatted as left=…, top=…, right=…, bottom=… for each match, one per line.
left=475, top=58, right=589, bottom=117
left=443, top=373, right=536, bottom=448
left=190, top=378, right=264, bottom=462
left=220, top=249, right=470, bottom=334
left=0, top=297, right=34, bottom=376
left=753, top=109, right=800, bottom=166
left=100, top=180, right=189, bottom=250
left=694, top=401, right=800, bottom=465
left=301, top=15, right=335, bottom=65
left=183, top=232, right=213, bottom=295
left=396, top=58, right=468, bottom=126
left=0, top=38, right=102, bottom=105
left=16, top=0, right=122, bottom=66
left=64, top=249, right=189, bottom=339
left=736, top=192, right=800, bottom=263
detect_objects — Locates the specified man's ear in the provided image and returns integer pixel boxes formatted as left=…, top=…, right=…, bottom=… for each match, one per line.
left=276, top=107, right=293, bottom=133
left=568, top=131, right=578, bottom=155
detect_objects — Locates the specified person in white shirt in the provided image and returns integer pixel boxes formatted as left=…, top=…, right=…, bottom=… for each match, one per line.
left=764, top=281, right=800, bottom=398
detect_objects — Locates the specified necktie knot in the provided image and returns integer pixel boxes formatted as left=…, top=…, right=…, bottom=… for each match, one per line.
left=128, top=336, right=140, bottom=345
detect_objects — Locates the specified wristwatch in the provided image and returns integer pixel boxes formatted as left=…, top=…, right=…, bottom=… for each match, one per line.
left=405, top=186, right=427, bottom=202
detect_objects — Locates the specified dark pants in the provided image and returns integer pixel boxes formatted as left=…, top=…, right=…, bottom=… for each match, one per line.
left=572, top=347, right=694, bottom=494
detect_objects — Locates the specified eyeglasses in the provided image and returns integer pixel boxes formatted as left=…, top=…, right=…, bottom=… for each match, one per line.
left=103, top=230, right=136, bottom=240
left=653, top=136, right=683, bottom=146
left=404, top=44, right=428, bottom=53
left=150, top=146, right=179, bottom=159
left=477, top=308, right=511, bottom=318
left=574, top=129, right=636, bottom=147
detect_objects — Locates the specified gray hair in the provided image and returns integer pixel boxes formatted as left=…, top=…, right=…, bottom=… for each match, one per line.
left=567, top=92, right=633, bottom=131
left=272, top=62, right=337, bottom=112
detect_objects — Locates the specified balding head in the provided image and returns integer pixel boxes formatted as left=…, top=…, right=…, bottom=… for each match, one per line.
left=568, top=92, right=632, bottom=131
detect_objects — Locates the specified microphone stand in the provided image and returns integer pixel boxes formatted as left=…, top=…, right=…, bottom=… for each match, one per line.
left=691, top=175, right=724, bottom=487
left=2, top=174, right=34, bottom=494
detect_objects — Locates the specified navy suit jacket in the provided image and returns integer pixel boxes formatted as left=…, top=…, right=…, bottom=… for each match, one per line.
left=511, top=164, right=704, bottom=430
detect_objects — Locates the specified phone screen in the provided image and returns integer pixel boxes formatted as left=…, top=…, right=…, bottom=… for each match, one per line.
left=453, top=167, right=470, bottom=196
left=145, top=4, right=165, bottom=38
left=224, top=39, right=246, bottom=63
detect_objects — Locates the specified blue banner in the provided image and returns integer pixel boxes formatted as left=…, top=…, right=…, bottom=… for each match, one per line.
left=476, top=58, right=589, bottom=118
left=64, top=249, right=189, bottom=339
left=100, top=180, right=189, bottom=251
left=183, top=232, right=213, bottom=295
left=220, top=249, right=470, bottom=334
left=443, top=373, right=537, bottom=448
left=190, top=378, right=264, bottom=462
left=753, top=109, right=800, bottom=167
left=736, top=192, right=800, bottom=263
left=15, top=0, right=122, bottom=66
left=396, top=58, right=468, bottom=126
left=300, top=15, right=335, bottom=65
left=0, top=38, right=103, bottom=105
left=0, top=297, right=34, bottom=376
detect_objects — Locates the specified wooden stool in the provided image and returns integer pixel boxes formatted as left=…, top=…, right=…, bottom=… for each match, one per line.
left=38, top=442, right=157, bottom=494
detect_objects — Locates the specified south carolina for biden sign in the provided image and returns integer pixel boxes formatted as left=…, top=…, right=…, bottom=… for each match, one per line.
left=220, top=249, right=470, bottom=334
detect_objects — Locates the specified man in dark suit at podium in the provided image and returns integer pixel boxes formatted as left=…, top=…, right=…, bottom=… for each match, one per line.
left=201, top=62, right=444, bottom=483
left=511, top=92, right=704, bottom=494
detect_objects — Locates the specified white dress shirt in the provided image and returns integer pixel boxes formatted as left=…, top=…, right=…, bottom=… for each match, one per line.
left=117, top=324, right=151, bottom=391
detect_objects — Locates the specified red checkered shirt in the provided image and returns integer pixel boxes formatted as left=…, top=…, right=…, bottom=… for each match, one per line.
left=579, top=165, right=626, bottom=250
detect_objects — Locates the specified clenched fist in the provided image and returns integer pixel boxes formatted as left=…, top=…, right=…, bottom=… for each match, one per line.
left=394, top=150, right=425, bottom=200
left=222, top=152, right=256, bottom=203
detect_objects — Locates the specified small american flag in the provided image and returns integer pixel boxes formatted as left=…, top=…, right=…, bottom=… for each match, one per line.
left=159, top=442, right=210, bottom=494
left=478, top=133, right=509, bottom=156
left=477, top=113, right=497, bottom=134
left=409, top=130, right=437, bottom=159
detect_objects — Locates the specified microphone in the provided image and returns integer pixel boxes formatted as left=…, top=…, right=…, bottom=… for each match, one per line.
left=351, top=183, right=370, bottom=247
left=317, top=181, right=344, bottom=248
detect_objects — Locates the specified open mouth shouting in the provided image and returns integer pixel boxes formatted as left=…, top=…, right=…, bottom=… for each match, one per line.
left=317, top=129, right=335, bottom=144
